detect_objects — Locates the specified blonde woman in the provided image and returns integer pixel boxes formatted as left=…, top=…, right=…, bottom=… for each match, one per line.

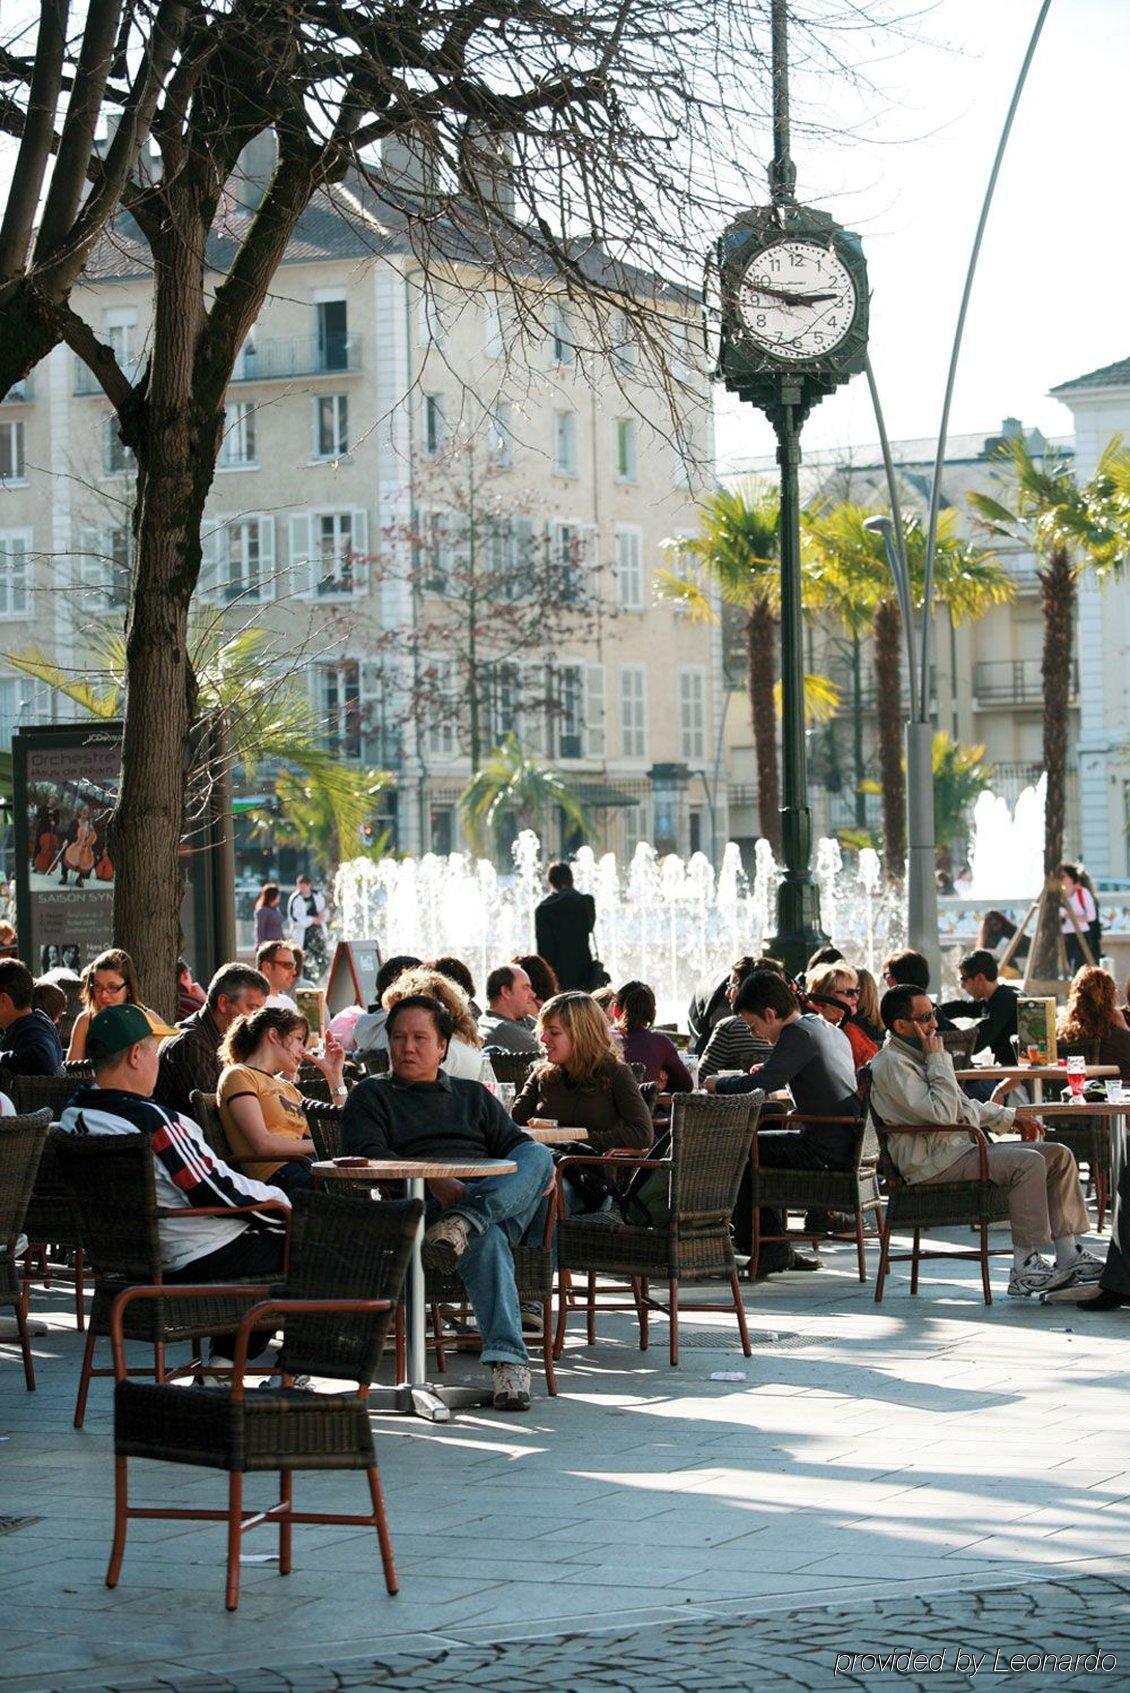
left=67, top=948, right=167, bottom=1061
left=511, top=991, right=653, bottom=1151
left=805, top=961, right=877, bottom=1073
left=384, top=966, right=496, bottom=1084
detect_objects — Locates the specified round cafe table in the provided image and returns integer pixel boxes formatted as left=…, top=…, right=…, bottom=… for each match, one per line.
left=312, top=1156, right=517, bottom=1423
left=523, top=1124, right=588, bottom=1144
left=956, top=1064, right=1117, bottom=1105
left=1010, top=1099, right=1127, bottom=1229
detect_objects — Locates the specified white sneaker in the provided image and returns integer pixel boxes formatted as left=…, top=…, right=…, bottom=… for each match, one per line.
left=1042, top=1251, right=1105, bottom=1295
left=491, top=1362, right=532, bottom=1411
left=1070, top=1248, right=1107, bottom=1283
left=1007, top=1253, right=1055, bottom=1297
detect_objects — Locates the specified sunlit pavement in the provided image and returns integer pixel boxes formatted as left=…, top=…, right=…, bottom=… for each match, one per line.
left=2, top=1228, right=1128, bottom=1691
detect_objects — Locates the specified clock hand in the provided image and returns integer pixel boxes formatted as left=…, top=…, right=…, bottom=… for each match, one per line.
left=746, top=284, right=839, bottom=307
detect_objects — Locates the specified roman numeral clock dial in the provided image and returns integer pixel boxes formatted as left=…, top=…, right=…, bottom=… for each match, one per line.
left=737, top=241, right=857, bottom=362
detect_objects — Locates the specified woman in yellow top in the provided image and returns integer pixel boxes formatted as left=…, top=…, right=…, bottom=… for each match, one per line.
left=67, top=948, right=169, bottom=1061
left=216, top=1005, right=346, bottom=1195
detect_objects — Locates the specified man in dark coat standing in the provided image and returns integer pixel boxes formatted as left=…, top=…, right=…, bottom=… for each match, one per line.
left=534, top=862, right=597, bottom=991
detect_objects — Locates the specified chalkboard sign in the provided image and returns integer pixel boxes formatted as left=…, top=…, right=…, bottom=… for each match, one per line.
left=325, top=939, right=383, bottom=1015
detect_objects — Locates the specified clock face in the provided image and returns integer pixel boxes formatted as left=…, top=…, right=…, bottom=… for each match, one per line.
left=736, top=240, right=857, bottom=364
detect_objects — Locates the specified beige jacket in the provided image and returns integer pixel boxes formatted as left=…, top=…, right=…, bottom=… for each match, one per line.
left=868, top=1035, right=1016, bottom=1184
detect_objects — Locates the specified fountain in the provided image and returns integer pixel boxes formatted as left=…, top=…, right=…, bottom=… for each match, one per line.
left=333, top=830, right=910, bottom=1021
left=967, top=775, right=1046, bottom=901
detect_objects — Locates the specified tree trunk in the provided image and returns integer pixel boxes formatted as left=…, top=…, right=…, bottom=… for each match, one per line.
left=0, top=285, right=66, bottom=398
left=1041, top=545, right=1074, bottom=877
left=111, top=209, right=218, bottom=1019
left=746, top=595, right=779, bottom=854
left=873, top=597, right=906, bottom=879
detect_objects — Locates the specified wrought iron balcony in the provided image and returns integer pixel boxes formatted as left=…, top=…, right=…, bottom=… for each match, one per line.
left=229, top=333, right=362, bottom=382
left=972, top=658, right=1077, bottom=706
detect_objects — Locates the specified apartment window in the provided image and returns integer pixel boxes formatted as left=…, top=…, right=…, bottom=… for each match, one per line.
left=424, top=392, right=445, bottom=456
left=316, top=298, right=349, bottom=371
left=289, top=508, right=369, bottom=597
left=615, top=526, right=644, bottom=609
left=99, top=415, right=134, bottom=476
left=424, top=656, right=456, bottom=757
left=619, top=664, right=647, bottom=758
left=200, top=514, right=274, bottom=603
left=553, top=521, right=594, bottom=603
left=551, top=662, right=604, bottom=759
left=479, top=659, right=521, bottom=749
left=103, top=309, right=138, bottom=378
left=551, top=302, right=575, bottom=367
left=614, top=418, right=637, bottom=482
left=677, top=666, right=707, bottom=761
left=689, top=809, right=704, bottom=855
left=486, top=515, right=536, bottom=599
left=612, top=308, right=637, bottom=374
left=483, top=294, right=503, bottom=357
left=78, top=525, right=131, bottom=610
left=217, top=401, right=257, bottom=469
left=430, top=805, right=455, bottom=854
left=488, top=403, right=513, bottom=468
left=314, top=394, right=349, bottom=459
left=420, top=510, right=469, bottom=593
left=0, top=419, right=26, bottom=481
left=553, top=410, right=578, bottom=477
left=313, top=659, right=395, bottom=764
left=0, top=530, right=31, bottom=618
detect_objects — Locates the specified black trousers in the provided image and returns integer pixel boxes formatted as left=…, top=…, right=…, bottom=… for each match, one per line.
left=734, top=1130, right=836, bottom=1259
left=168, top=1227, right=285, bottom=1360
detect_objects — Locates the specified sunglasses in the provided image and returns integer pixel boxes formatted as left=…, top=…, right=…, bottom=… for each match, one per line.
left=907, top=1010, right=937, bottom=1025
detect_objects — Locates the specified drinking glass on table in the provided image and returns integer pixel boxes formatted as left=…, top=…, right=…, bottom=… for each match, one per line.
left=1066, top=1055, right=1087, bottom=1100
left=1105, top=1079, right=1125, bottom=1105
left=498, top=1081, right=517, bottom=1114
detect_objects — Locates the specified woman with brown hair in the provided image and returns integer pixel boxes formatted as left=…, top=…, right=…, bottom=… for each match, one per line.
left=384, top=966, right=496, bottom=1084
left=217, top=1005, right=346, bottom=1194
left=512, top=991, right=653, bottom=1151
left=67, top=948, right=166, bottom=1061
left=513, top=954, right=559, bottom=1015
left=1060, top=966, right=1130, bottom=1082
left=254, top=882, right=284, bottom=945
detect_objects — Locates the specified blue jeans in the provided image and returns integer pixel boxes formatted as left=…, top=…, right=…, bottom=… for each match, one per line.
left=427, top=1139, right=554, bottom=1367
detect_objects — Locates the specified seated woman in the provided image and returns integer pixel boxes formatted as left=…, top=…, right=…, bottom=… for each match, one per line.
left=1060, top=966, right=1130, bottom=1083
left=67, top=948, right=166, bottom=1061
left=613, top=980, right=693, bottom=1092
left=384, top=967, right=496, bottom=1084
left=512, top=991, right=653, bottom=1152
left=217, top=1005, right=346, bottom=1195
left=698, top=955, right=773, bottom=1080
left=804, top=961, right=878, bottom=1074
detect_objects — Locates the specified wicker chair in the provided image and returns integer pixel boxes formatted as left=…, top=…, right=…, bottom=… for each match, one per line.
left=870, top=1114, right=1011, bottom=1305
left=359, top=1049, right=390, bottom=1076
left=0, top=1068, right=82, bottom=1119
left=56, top=1134, right=289, bottom=1427
left=0, top=1110, right=51, bottom=1388
left=483, top=1051, right=536, bottom=1088
left=297, top=1064, right=335, bottom=1105
left=189, top=1091, right=236, bottom=1162
left=554, top=1091, right=761, bottom=1366
left=107, top=1190, right=421, bottom=1611
left=939, top=1029, right=978, bottom=1067
left=21, top=1125, right=88, bottom=1328
left=62, top=1059, right=95, bottom=1083
left=748, top=1112, right=882, bottom=1282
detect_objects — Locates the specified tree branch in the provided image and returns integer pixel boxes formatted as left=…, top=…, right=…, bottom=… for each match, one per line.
left=57, top=299, right=139, bottom=414
left=36, top=0, right=125, bottom=259
left=0, top=0, right=69, bottom=286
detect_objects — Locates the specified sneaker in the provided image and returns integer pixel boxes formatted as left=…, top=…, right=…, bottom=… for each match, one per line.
left=491, top=1362, right=532, bottom=1411
left=520, top=1301, right=544, bottom=1334
left=421, top=1213, right=472, bottom=1275
left=1007, top=1253, right=1055, bottom=1298
left=194, top=1353, right=235, bottom=1388
left=1041, top=1254, right=1104, bottom=1296
left=1070, top=1248, right=1107, bottom=1283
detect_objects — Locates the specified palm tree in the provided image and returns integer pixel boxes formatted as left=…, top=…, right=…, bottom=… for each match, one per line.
left=804, top=505, right=1014, bottom=880
left=4, top=626, right=389, bottom=879
left=656, top=480, right=782, bottom=850
left=931, top=732, right=990, bottom=857
left=969, top=435, right=1130, bottom=978
left=461, top=733, right=589, bottom=856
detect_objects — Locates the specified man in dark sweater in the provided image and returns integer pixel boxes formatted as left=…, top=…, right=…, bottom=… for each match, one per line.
left=936, top=949, right=1019, bottom=1067
left=705, top=971, right=859, bottom=1272
left=155, top=962, right=269, bottom=1116
left=342, top=994, right=553, bottom=1412
left=0, top=959, right=63, bottom=1076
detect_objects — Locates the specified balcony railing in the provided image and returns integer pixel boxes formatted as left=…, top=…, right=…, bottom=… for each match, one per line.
left=230, top=333, right=362, bottom=382
left=74, top=357, right=144, bottom=395
left=2, top=375, right=34, bottom=402
left=972, top=658, right=1077, bottom=706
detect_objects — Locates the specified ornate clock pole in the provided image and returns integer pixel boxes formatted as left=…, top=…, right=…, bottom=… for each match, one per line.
left=707, top=0, right=869, bottom=976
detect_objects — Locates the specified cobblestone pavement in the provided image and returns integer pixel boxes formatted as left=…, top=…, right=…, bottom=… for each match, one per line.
left=3, top=1228, right=1128, bottom=1691
left=32, top=1572, right=1130, bottom=1692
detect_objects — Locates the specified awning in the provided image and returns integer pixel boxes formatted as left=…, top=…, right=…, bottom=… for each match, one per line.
left=574, top=783, right=641, bottom=809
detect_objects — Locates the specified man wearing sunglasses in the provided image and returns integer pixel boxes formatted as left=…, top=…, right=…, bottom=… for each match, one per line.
left=869, top=985, right=1103, bottom=1299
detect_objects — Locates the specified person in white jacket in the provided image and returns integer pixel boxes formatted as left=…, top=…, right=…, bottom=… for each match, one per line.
left=868, top=984, right=1104, bottom=1300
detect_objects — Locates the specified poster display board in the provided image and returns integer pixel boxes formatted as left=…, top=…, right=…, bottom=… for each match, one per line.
left=1016, top=996, right=1058, bottom=1065
left=325, top=939, right=383, bottom=1015
left=12, top=722, right=205, bottom=979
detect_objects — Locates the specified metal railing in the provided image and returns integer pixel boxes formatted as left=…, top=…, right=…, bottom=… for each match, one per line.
left=972, top=657, right=1077, bottom=705
left=230, top=334, right=362, bottom=382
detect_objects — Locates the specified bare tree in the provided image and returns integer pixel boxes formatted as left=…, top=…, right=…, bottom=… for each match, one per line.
left=34, top=0, right=914, bottom=1010
left=0, top=0, right=187, bottom=396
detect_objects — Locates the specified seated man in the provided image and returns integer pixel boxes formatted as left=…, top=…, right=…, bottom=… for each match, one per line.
left=257, top=941, right=300, bottom=1012
left=60, top=1004, right=290, bottom=1375
left=155, top=962, right=269, bottom=1116
left=704, top=971, right=860, bottom=1273
left=882, top=949, right=957, bottom=1032
left=936, top=948, right=1019, bottom=1066
left=868, top=985, right=1105, bottom=1298
left=0, top=958, right=64, bottom=1076
left=478, top=964, right=541, bottom=1055
left=341, top=994, right=553, bottom=1412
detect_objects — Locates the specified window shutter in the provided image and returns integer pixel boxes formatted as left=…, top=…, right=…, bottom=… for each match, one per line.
left=254, top=516, right=275, bottom=601
left=288, top=512, right=312, bottom=597
left=199, top=517, right=223, bottom=601
left=521, top=661, right=546, bottom=755
left=584, top=664, right=606, bottom=758
left=351, top=508, right=369, bottom=593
